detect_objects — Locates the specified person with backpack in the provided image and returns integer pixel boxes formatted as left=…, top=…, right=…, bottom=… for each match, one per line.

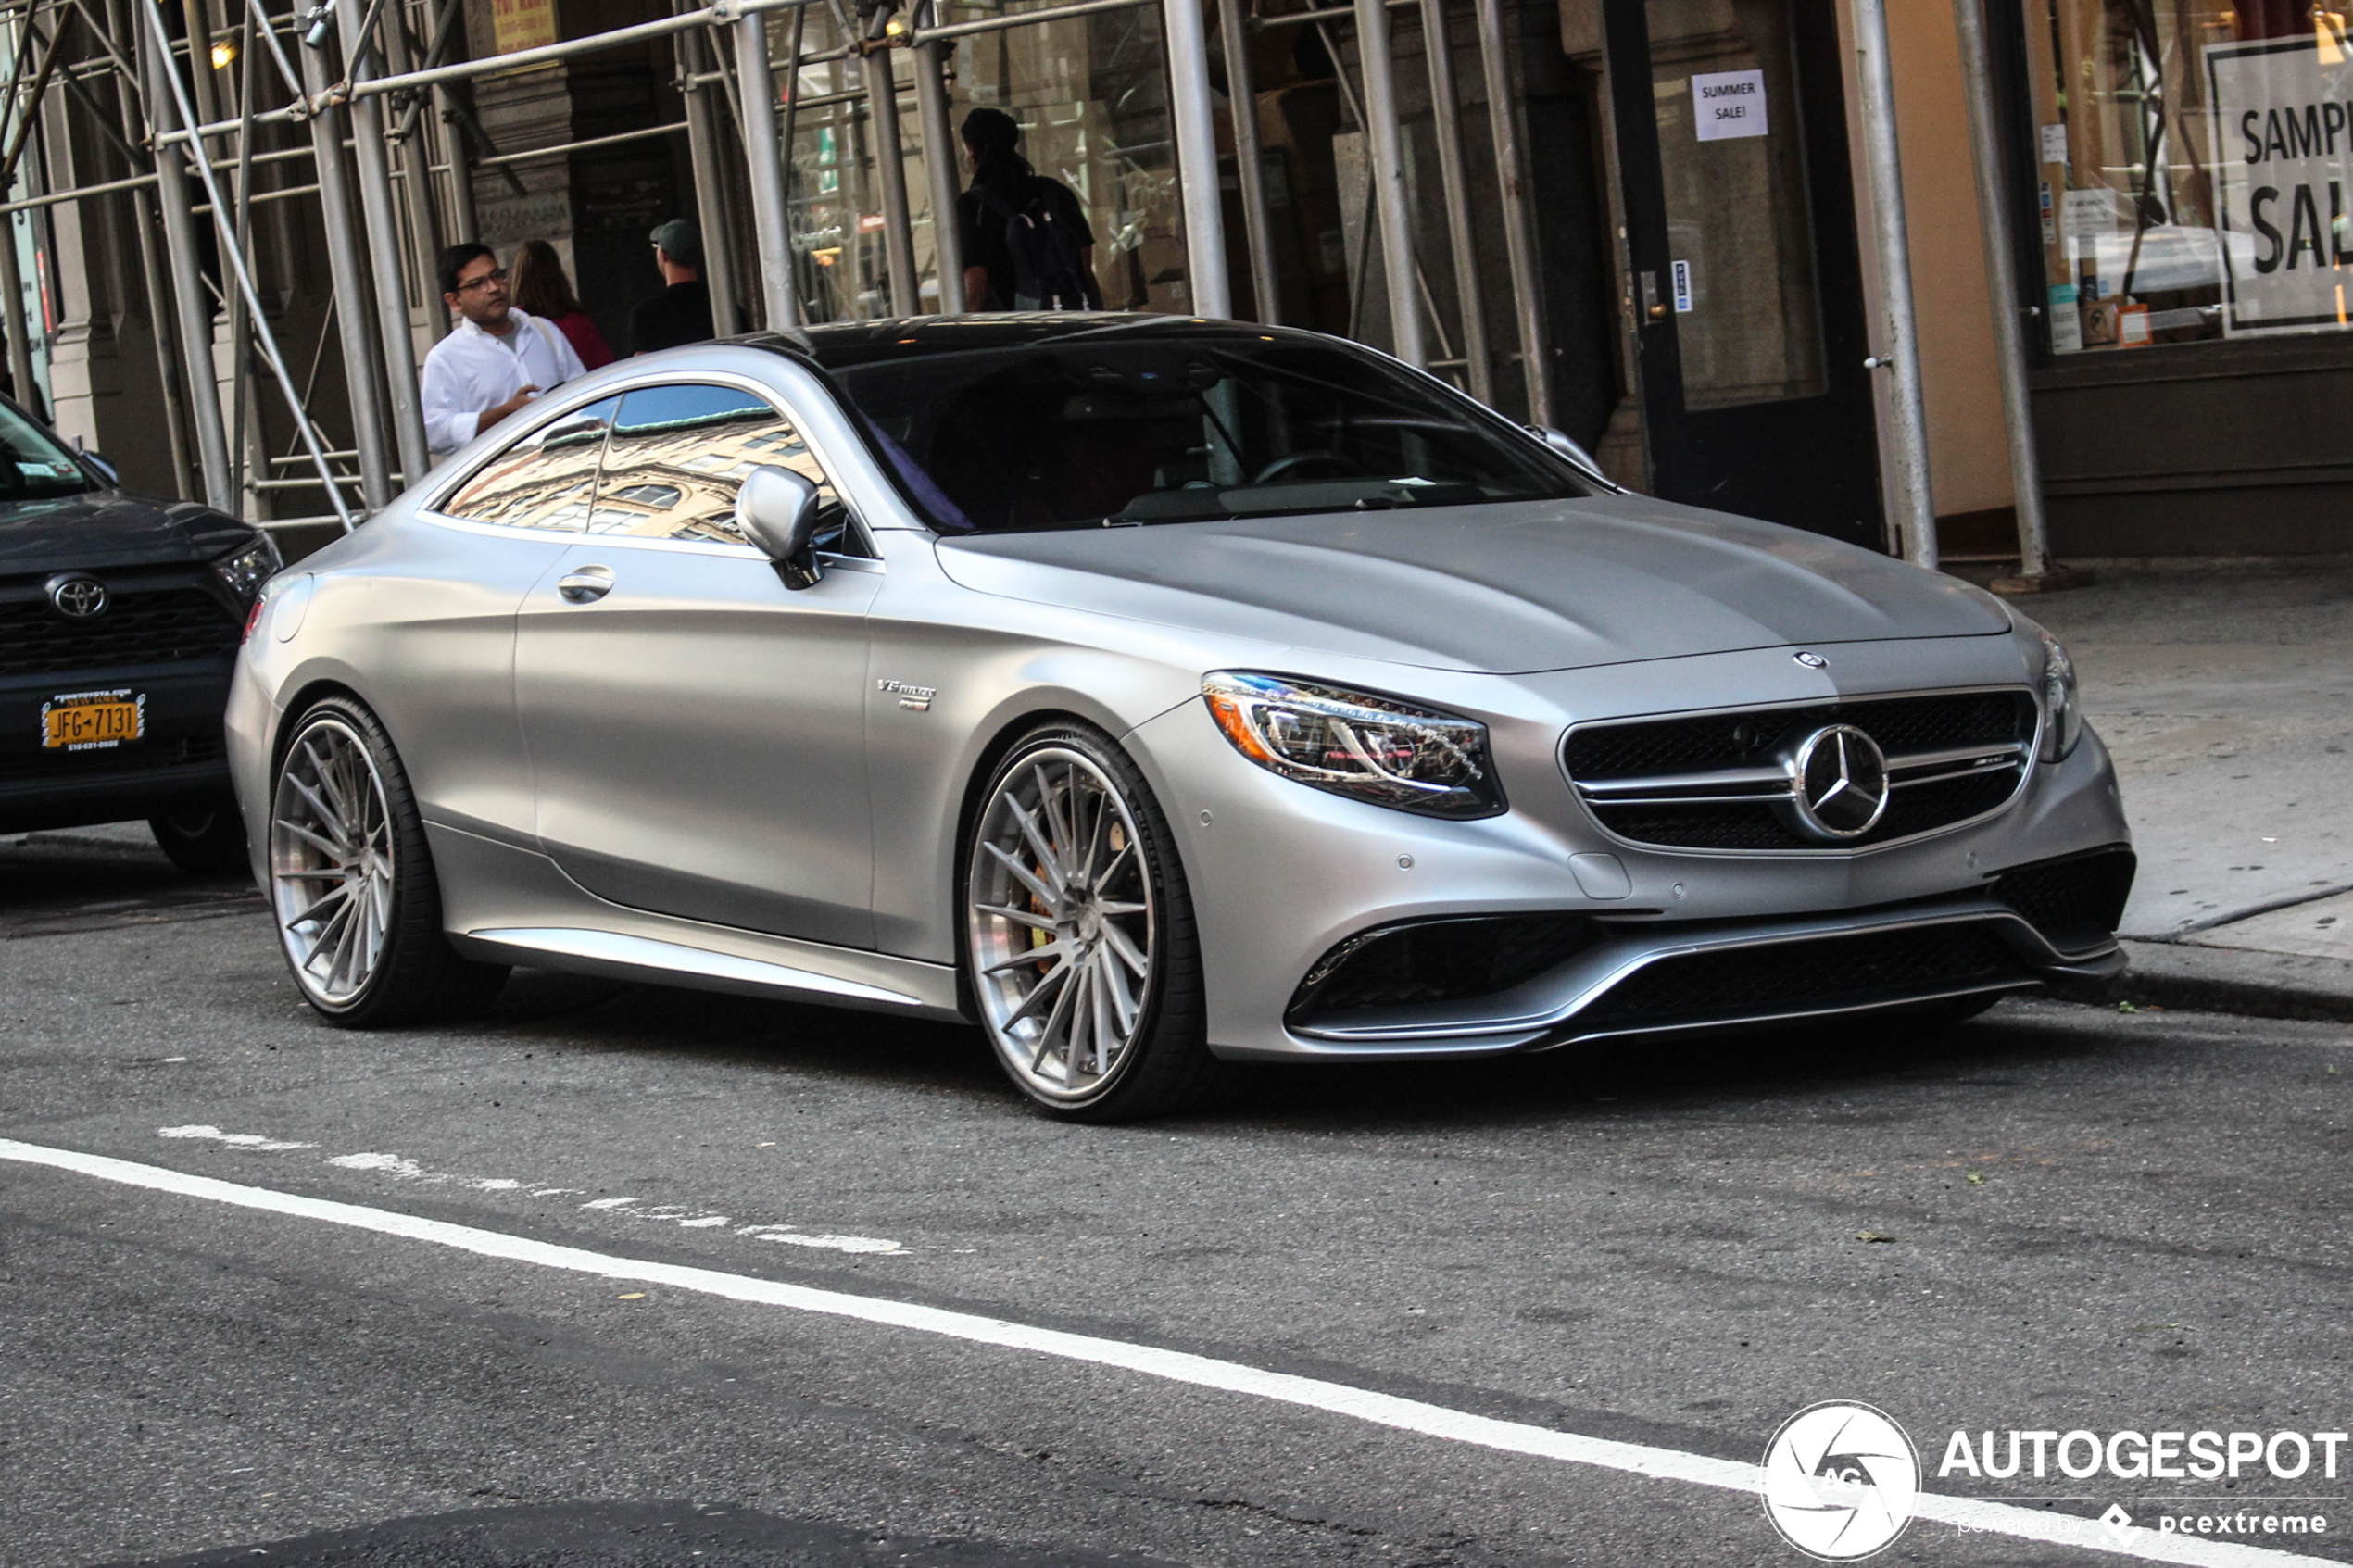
left=955, top=108, right=1104, bottom=312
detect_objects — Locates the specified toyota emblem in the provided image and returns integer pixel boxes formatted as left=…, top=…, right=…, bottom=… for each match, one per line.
left=1786, top=724, right=1891, bottom=841
left=48, top=575, right=108, bottom=619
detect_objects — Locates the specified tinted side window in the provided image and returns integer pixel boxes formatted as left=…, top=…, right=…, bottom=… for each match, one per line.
left=586, top=383, right=835, bottom=543
left=441, top=396, right=619, bottom=530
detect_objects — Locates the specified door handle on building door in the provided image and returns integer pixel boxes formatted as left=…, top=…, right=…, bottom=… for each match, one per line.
left=1639, top=270, right=1665, bottom=322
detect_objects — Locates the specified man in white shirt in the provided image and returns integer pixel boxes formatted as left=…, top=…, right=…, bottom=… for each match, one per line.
left=421, top=242, right=587, bottom=457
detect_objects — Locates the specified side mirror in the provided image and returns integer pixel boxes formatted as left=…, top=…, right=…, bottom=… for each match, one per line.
left=81, top=451, right=120, bottom=487
left=1529, top=425, right=1608, bottom=483
left=736, top=464, right=824, bottom=589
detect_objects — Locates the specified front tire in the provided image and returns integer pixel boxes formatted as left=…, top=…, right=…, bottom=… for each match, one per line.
left=268, top=696, right=506, bottom=1026
left=963, top=722, right=1250, bottom=1122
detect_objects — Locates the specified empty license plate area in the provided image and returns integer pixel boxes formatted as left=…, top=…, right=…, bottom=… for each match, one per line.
left=42, top=689, right=145, bottom=750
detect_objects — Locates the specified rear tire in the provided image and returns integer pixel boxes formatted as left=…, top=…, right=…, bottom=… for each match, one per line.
left=268, top=696, right=506, bottom=1027
left=962, top=721, right=1252, bottom=1122
left=148, top=797, right=249, bottom=877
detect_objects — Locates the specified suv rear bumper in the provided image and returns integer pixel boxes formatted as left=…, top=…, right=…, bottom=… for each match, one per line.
left=0, top=661, right=235, bottom=833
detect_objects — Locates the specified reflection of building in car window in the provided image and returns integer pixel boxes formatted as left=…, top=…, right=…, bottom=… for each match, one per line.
left=585, top=407, right=831, bottom=542
left=442, top=407, right=612, bottom=530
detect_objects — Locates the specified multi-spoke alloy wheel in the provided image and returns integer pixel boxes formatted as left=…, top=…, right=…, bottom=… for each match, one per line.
left=963, top=725, right=1247, bottom=1121
left=268, top=697, right=505, bottom=1026
left=271, top=716, right=394, bottom=1008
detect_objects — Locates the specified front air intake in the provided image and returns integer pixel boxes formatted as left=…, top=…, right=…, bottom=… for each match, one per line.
left=1288, top=914, right=1599, bottom=1024
left=1991, top=846, right=2136, bottom=955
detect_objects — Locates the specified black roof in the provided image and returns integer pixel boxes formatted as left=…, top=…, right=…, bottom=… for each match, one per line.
left=729, top=313, right=1318, bottom=371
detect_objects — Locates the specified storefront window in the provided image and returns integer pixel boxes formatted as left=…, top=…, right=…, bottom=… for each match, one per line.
left=774, top=0, right=1188, bottom=321
left=2025, top=0, right=2353, bottom=352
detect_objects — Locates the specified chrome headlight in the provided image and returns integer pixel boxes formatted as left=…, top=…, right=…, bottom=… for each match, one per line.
left=2039, top=630, right=2082, bottom=761
left=211, top=533, right=282, bottom=607
left=1202, top=671, right=1505, bottom=819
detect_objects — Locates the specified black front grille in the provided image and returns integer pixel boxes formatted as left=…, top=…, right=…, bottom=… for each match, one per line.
left=0, top=732, right=225, bottom=785
left=1289, top=913, right=1599, bottom=1022
left=0, top=587, right=241, bottom=678
left=1565, top=690, right=2037, bottom=852
left=1579, top=922, right=2029, bottom=1029
left=1993, top=846, right=2136, bottom=954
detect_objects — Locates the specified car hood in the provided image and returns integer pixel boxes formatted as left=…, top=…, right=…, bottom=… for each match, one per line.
left=931, top=495, right=2012, bottom=673
left=0, top=490, right=256, bottom=576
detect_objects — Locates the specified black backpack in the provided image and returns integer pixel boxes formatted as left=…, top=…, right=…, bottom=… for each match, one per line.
left=975, top=179, right=1091, bottom=310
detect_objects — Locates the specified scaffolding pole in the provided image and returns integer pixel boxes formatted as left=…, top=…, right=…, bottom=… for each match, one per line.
left=860, top=37, right=917, bottom=316
left=1162, top=0, right=1228, bottom=318
left=677, top=8, right=739, bottom=333
left=108, top=0, right=196, bottom=495
left=1217, top=0, right=1279, bottom=322
left=0, top=5, right=70, bottom=413
left=1850, top=0, right=1934, bottom=569
left=1953, top=0, right=2059, bottom=584
left=137, top=4, right=236, bottom=508
left=1351, top=0, right=1419, bottom=362
left=912, top=9, right=960, bottom=313
left=1418, top=0, right=1487, bottom=400
left=0, top=214, right=38, bottom=419
left=735, top=7, right=799, bottom=328
left=340, top=0, right=428, bottom=482
left=380, top=0, right=447, bottom=346
left=140, top=0, right=353, bottom=527
left=298, top=6, right=394, bottom=508
left=1472, top=0, right=1544, bottom=422
left=420, top=0, right=472, bottom=238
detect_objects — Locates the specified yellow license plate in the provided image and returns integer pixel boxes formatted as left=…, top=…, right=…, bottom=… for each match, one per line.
left=43, top=691, right=145, bottom=750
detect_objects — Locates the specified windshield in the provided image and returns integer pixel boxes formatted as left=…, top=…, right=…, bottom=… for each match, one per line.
left=821, top=331, right=1591, bottom=533
left=0, top=398, right=94, bottom=502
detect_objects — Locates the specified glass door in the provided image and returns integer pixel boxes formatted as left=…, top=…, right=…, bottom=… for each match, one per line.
left=1604, top=0, right=1884, bottom=546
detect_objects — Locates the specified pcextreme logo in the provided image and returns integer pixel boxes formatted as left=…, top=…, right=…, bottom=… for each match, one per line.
left=1761, top=1401, right=1921, bottom=1561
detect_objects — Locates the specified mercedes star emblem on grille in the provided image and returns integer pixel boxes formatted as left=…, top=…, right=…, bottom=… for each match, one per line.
left=47, top=575, right=108, bottom=619
left=1787, top=723, right=1891, bottom=840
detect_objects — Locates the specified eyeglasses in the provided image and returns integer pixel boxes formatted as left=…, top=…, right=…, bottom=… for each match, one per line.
left=456, top=268, right=509, bottom=295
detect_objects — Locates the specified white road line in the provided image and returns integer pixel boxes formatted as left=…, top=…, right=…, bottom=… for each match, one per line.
left=159, top=1127, right=906, bottom=1255
left=0, top=1136, right=2329, bottom=1568
left=157, top=1125, right=316, bottom=1152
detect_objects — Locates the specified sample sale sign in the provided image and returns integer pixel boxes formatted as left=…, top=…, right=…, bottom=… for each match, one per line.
left=2207, top=35, right=2353, bottom=333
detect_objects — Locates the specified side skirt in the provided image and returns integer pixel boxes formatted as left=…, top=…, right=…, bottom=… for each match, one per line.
left=428, top=822, right=965, bottom=1022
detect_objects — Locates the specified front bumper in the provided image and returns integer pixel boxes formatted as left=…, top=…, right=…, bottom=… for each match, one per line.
left=1282, top=885, right=2123, bottom=1055
left=1126, top=639, right=2133, bottom=1062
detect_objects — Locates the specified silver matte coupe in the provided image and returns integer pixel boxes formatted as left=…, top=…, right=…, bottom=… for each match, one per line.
left=228, top=317, right=2133, bottom=1120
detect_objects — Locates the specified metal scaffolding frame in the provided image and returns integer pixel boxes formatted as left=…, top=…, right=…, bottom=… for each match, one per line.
left=0, top=0, right=1578, bottom=533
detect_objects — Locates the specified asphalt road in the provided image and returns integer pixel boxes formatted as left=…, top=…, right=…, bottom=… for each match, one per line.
left=3, top=830, right=2349, bottom=1568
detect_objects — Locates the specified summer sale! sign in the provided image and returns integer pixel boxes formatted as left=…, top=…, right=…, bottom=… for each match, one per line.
left=2207, top=34, right=2353, bottom=334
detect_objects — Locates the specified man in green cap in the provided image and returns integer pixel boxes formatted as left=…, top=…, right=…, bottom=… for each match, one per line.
left=633, top=220, right=715, bottom=354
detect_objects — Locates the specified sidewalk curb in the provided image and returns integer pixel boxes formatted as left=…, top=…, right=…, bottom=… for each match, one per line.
left=2046, top=939, right=2353, bottom=1024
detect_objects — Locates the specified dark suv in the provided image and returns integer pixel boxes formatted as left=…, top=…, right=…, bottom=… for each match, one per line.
left=1, top=393, right=279, bottom=873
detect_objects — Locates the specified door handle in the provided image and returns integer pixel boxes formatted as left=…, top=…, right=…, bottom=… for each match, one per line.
left=557, top=566, right=613, bottom=604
